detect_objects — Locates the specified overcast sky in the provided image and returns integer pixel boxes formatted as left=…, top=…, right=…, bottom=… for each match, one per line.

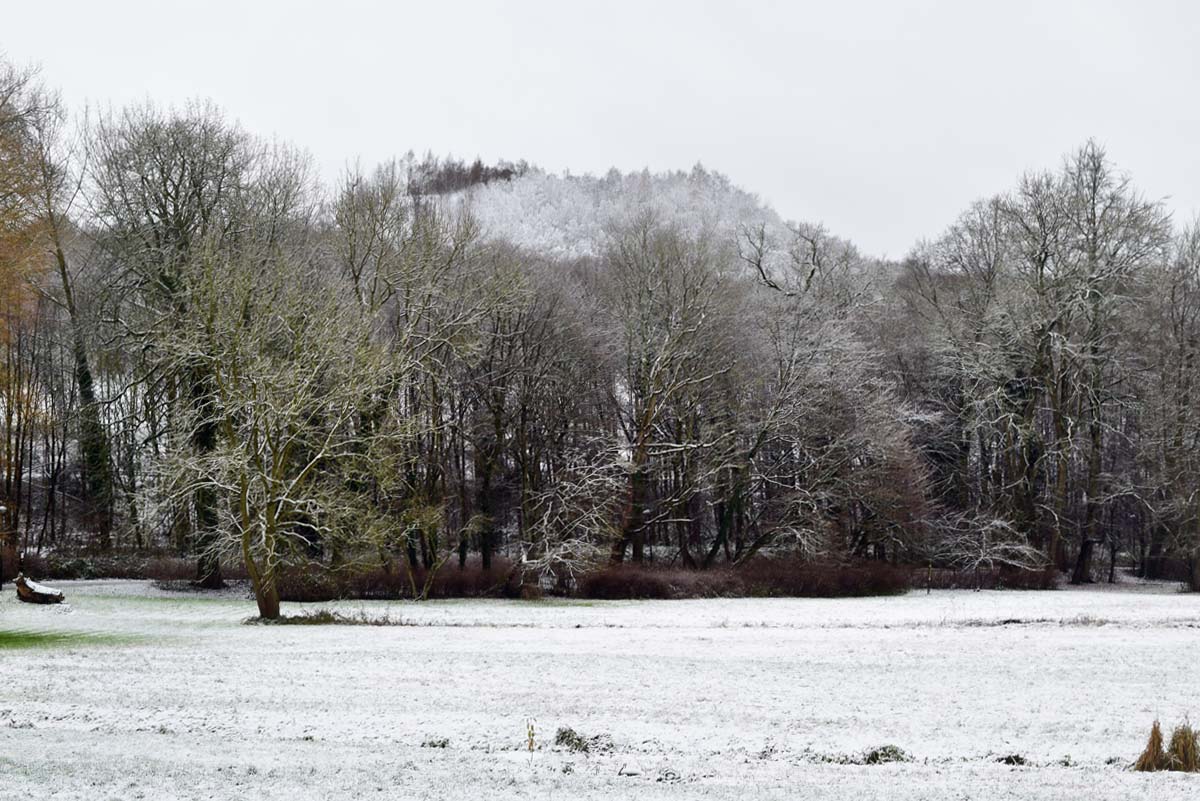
left=4, top=0, right=1198, bottom=256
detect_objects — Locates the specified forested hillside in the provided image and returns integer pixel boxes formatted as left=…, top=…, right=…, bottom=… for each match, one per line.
left=2, top=59, right=1197, bottom=617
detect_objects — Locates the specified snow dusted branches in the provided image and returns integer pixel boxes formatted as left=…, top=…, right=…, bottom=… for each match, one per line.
left=520, top=442, right=625, bottom=587
left=146, top=243, right=405, bottom=616
left=928, top=513, right=1048, bottom=582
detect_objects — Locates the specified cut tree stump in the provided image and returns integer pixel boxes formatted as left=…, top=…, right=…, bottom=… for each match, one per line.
left=14, top=573, right=65, bottom=604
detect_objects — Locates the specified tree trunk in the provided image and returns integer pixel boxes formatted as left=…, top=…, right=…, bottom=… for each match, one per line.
left=254, top=575, right=281, bottom=620
left=0, top=528, right=16, bottom=582
left=50, top=231, right=115, bottom=550
left=611, top=458, right=649, bottom=564
left=616, top=466, right=649, bottom=564
left=476, top=443, right=497, bottom=571
left=1073, top=406, right=1104, bottom=586
left=1071, top=537, right=1095, bottom=585
left=74, top=336, right=113, bottom=550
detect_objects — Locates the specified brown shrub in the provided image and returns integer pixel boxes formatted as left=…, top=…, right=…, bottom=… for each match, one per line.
left=739, top=558, right=910, bottom=598
left=143, top=557, right=199, bottom=581
left=576, top=559, right=909, bottom=600
left=275, top=564, right=345, bottom=602
left=19, top=551, right=248, bottom=582
left=576, top=566, right=684, bottom=600
left=576, top=565, right=742, bottom=600
left=921, top=566, right=1058, bottom=591
left=275, top=557, right=518, bottom=602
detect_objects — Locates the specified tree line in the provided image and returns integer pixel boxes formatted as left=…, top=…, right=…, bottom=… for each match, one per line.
left=2, top=60, right=1197, bottom=616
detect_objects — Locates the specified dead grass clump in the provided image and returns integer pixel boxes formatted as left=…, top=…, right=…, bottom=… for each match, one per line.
left=860, top=744, right=910, bottom=765
left=1166, top=723, right=1199, bottom=772
left=1134, top=720, right=1168, bottom=771
left=1131, top=719, right=1200, bottom=772
left=554, top=726, right=614, bottom=754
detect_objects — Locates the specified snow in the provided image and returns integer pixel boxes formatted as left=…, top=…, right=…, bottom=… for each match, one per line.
left=2, top=580, right=1199, bottom=799
left=18, top=576, right=64, bottom=598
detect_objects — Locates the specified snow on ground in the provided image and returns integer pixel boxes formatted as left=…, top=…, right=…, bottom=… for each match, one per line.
left=2, top=580, right=1198, bottom=799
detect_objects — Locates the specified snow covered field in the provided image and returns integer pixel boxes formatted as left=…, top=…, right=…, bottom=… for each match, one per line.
left=2, top=580, right=1199, bottom=799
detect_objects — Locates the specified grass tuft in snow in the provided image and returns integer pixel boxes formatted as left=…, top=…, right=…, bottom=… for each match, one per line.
left=1134, top=720, right=1170, bottom=772
left=554, top=726, right=614, bottom=754
left=1166, top=723, right=1200, bottom=772
left=861, top=745, right=911, bottom=765
left=809, top=745, right=913, bottom=766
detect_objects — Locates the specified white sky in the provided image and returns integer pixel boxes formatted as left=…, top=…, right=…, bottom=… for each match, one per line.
left=4, top=0, right=1198, bottom=257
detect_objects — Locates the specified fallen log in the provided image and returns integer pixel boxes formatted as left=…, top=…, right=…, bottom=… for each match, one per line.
left=15, top=573, right=65, bottom=604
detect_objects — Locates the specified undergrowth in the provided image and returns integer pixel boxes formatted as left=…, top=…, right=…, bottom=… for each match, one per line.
left=245, top=610, right=414, bottom=626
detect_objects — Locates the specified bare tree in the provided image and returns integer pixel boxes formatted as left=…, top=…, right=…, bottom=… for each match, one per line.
left=88, top=101, right=257, bottom=587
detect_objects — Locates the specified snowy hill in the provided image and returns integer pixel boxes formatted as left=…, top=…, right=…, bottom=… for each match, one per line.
left=456, top=164, right=792, bottom=259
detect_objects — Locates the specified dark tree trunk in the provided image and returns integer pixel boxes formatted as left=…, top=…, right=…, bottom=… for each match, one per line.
left=1071, top=538, right=1095, bottom=585
left=1072, top=412, right=1104, bottom=586
left=0, top=529, right=16, bottom=583
left=75, top=337, right=113, bottom=551
left=254, top=573, right=281, bottom=620
left=475, top=441, right=498, bottom=572
left=613, top=465, right=649, bottom=564
left=52, top=228, right=115, bottom=551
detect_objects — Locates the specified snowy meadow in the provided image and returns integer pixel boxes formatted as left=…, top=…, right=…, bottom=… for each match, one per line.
left=2, top=580, right=1198, bottom=800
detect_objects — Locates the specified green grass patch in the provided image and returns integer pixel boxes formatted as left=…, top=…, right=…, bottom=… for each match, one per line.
left=0, top=628, right=127, bottom=650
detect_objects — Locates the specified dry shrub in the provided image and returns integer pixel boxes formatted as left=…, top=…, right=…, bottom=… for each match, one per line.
left=922, top=566, right=1058, bottom=591
left=19, top=551, right=249, bottom=582
left=22, top=552, right=151, bottom=580
left=575, top=566, right=675, bottom=600
left=739, top=558, right=910, bottom=598
left=576, top=559, right=909, bottom=600
left=275, top=565, right=344, bottom=602
left=1167, top=723, right=1199, bottom=772
left=275, top=557, right=519, bottom=602
left=143, top=557, right=199, bottom=581
left=1134, top=720, right=1167, bottom=771
left=576, top=565, right=740, bottom=600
